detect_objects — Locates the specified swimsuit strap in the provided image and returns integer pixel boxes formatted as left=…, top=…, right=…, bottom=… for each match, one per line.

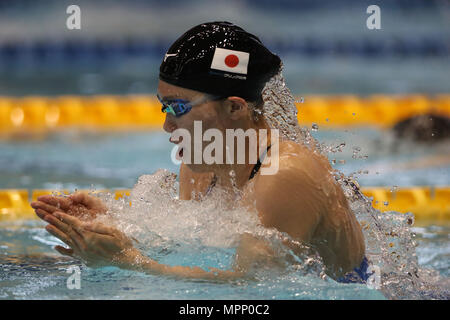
left=205, top=144, right=272, bottom=196
left=249, top=144, right=272, bottom=180
left=205, top=174, right=218, bottom=196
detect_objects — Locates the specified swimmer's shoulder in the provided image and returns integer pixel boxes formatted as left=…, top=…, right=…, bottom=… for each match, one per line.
left=254, top=142, right=326, bottom=199
left=260, top=139, right=331, bottom=180
left=257, top=140, right=340, bottom=206
left=251, top=140, right=327, bottom=239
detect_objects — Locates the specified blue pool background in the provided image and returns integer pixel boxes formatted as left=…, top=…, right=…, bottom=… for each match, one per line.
left=0, top=129, right=449, bottom=190
left=0, top=0, right=449, bottom=300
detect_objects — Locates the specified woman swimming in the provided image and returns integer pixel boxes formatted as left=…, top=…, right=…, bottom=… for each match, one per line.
left=31, top=21, right=367, bottom=282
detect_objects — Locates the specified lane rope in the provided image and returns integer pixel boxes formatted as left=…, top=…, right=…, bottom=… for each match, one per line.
left=0, top=94, right=449, bottom=131
left=0, top=187, right=448, bottom=220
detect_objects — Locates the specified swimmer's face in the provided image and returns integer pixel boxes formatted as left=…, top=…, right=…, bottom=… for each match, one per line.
left=157, top=80, right=253, bottom=172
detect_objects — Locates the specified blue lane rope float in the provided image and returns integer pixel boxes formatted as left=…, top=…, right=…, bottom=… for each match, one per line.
left=0, top=37, right=448, bottom=66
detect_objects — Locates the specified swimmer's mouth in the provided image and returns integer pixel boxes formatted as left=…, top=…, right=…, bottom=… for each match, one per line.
left=175, top=145, right=184, bottom=161
left=170, top=136, right=184, bottom=160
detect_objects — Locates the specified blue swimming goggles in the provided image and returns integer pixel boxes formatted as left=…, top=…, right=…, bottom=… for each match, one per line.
left=157, top=93, right=224, bottom=117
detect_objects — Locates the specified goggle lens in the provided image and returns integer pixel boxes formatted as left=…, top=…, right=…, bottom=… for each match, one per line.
left=157, top=94, right=192, bottom=117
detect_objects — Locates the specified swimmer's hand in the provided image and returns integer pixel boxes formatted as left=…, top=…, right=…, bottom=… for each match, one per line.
left=44, top=211, right=247, bottom=281
left=44, top=211, right=134, bottom=268
left=31, top=192, right=107, bottom=222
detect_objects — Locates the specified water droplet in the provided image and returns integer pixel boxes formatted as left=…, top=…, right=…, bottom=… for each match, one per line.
left=332, top=142, right=346, bottom=153
left=311, top=123, right=319, bottom=131
left=384, top=201, right=389, bottom=206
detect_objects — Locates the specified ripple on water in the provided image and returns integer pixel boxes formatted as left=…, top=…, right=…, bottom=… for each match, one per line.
left=2, top=68, right=448, bottom=300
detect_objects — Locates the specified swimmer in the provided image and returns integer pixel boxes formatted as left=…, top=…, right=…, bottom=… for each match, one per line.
left=31, top=22, right=367, bottom=283
left=392, top=113, right=450, bottom=143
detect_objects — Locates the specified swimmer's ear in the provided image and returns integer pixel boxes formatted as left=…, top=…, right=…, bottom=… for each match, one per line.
left=225, top=96, right=248, bottom=120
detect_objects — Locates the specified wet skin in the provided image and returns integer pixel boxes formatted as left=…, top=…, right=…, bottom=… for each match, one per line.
left=31, top=80, right=365, bottom=281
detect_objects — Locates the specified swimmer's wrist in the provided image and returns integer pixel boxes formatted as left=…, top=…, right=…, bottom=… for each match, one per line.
left=113, top=248, right=148, bottom=270
left=114, top=248, right=166, bottom=276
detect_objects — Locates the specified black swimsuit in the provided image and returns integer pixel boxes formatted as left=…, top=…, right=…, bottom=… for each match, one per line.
left=248, top=144, right=272, bottom=180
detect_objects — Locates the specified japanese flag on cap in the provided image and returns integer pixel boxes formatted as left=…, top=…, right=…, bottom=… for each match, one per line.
left=210, top=47, right=249, bottom=75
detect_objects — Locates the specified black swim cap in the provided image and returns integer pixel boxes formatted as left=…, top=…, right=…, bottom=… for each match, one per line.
left=159, top=21, right=281, bottom=102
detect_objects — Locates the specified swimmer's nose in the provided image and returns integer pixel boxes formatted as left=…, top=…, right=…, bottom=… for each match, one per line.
left=163, top=114, right=177, bottom=133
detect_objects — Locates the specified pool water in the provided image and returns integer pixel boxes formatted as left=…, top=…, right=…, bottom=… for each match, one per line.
left=0, top=129, right=449, bottom=300
left=0, top=129, right=449, bottom=190
left=0, top=219, right=448, bottom=300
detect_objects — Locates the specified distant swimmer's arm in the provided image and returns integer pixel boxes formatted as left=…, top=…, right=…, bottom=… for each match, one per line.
left=44, top=210, right=272, bottom=281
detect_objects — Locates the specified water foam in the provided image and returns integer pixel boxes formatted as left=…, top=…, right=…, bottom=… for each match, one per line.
left=90, top=65, right=448, bottom=299
left=260, top=66, right=449, bottom=299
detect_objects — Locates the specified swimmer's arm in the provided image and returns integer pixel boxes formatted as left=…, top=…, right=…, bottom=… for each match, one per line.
left=44, top=211, right=266, bottom=282
left=117, top=248, right=246, bottom=281
left=119, top=233, right=276, bottom=281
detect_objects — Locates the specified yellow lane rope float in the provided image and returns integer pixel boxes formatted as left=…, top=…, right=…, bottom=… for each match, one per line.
left=0, top=187, right=448, bottom=221
left=0, top=94, right=449, bottom=133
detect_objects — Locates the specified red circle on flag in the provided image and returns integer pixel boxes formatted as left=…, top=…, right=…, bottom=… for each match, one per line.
left=224, top=54, right=239, bottom=68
